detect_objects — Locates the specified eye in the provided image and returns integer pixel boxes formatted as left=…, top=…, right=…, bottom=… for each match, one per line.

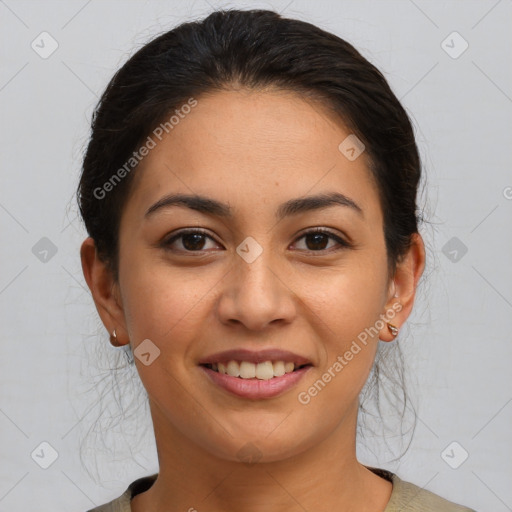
left=161, top=227, right=351, bottom=254
left=162, top=229, right=221, bottom=252
left=292, top=228, right=350, bottom=253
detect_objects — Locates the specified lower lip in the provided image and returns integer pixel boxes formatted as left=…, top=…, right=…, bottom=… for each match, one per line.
left=199, top=365, right=312, bottom=399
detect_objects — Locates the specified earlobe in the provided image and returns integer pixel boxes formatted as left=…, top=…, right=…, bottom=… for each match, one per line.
left=80, top=237, right=129, bottom=347
left=378, top=300, right=402, bottom=342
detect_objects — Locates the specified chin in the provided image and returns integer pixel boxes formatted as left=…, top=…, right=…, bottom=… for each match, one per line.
left=198, top=424, right=316, bottom=465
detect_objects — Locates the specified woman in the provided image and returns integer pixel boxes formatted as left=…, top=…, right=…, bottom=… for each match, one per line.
left=78, top=8, right=476, bottom=512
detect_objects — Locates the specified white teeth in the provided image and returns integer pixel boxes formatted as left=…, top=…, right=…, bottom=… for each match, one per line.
left=239, top=361, right=256, bottom=378
left=213, top=360, right=301, bottom=379
left=255, top=361, right=274, bottom=380
left=226, top=360, right=240, bottom=377
left=273, top=360, right=286, bottom=377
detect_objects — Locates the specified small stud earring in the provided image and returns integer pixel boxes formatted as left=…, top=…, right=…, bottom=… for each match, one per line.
left=110, top=328, right=120, bottom=346
left=387, top=323, right=399, bottom=337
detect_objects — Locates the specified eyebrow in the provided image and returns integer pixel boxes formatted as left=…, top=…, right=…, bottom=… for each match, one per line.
left=144, top=191, right=363, bottom=221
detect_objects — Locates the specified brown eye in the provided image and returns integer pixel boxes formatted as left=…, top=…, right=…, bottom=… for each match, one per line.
left=292, top=229, right=350, bottom=252
left=163, top=229, right=220, bottom=252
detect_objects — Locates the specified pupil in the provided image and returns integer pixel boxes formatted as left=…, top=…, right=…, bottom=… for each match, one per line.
left=183, top=233, right=205, bottom=250
left=306, top=233, right=328, bottom=250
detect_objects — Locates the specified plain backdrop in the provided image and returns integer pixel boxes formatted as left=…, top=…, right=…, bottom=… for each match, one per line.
left=1, top=1, right=511, bottom=511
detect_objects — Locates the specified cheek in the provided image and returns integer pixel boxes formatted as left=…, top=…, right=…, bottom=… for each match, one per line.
left=301, top=256, right=388, bottom=389
left=118, top=250, right=216, bottom=351
left=312, top=261, right=388, bottom=340
left=296, top=287, right=383, bottom=424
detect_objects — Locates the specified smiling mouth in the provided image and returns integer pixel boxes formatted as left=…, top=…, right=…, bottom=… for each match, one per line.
left=201, top=361, right=312, bottom=380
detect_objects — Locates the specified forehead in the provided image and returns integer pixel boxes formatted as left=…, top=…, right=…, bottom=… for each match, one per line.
left=124, top=88, right=381, bottom=224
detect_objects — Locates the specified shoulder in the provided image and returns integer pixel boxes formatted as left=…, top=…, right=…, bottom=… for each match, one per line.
left=386, top=472, right=477, bottom=512
left=86, top=474, right=158, bottom=512
left=86, top=470, right=477, bottom=512
left=85, top=491, right=130, bottom=512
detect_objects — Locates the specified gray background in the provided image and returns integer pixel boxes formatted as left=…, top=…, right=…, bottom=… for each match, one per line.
left=1, top=1, right=511, bottom=511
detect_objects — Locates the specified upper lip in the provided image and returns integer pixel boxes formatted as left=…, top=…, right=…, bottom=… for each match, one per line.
left=198, top=348, right=312, bottom=366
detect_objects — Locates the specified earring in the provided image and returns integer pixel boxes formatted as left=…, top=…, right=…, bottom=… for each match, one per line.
left=110, top=328, right=121, bottom=347
left=387, top=323, right=399, bottom=337
left=109, top=329, right=133, bottom=364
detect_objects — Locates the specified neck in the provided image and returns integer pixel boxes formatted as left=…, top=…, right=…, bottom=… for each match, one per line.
left=131, top=400, right=392, bottom=512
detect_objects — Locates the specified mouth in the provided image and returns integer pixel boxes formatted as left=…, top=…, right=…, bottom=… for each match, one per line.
left=200, top=361, right=312, bottom=380
left=198, top=348, right=313, bottom=380
left=198, top=349, right=313, bottom=399
left=199, top=362, right=312, bottom=400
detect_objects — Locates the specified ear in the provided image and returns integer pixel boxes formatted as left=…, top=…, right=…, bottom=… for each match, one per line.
left=379, top=233, right=425, bottom=341
left=80, top=237, right=129, bottom=347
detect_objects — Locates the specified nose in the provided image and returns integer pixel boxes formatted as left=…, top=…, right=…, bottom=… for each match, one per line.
left=215, top=248, right=297, bottom=332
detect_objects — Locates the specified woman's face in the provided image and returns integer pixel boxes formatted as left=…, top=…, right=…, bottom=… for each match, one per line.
left=107, top=88, right=407, bottom=462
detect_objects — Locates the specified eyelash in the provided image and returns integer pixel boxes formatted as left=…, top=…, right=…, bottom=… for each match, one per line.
left=162, top=228, right=351, bottom=254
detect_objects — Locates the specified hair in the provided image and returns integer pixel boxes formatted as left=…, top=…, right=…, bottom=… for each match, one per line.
left=77, top=8, right=424, bottom=477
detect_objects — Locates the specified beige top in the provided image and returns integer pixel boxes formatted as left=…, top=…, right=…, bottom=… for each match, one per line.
left=87, top=467, right=476, bottom=512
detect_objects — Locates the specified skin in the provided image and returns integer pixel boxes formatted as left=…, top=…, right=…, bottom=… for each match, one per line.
left=81, top=87, right=425, bottom=512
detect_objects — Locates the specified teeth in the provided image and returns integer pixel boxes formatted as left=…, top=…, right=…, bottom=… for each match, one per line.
left=213, top=360, right=301, bottom=379
left=226, top=360, right=240, bottom=377
left=273, top=361, right=286, bottom=377
left=239, top=361, right=256, bottom=378
left=255, top=361, right=273, bottom=380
